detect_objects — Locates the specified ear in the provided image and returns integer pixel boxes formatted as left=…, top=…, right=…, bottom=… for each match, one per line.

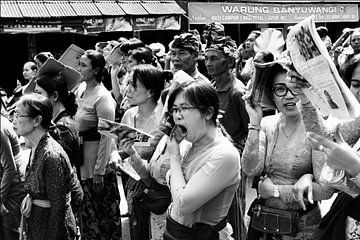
left=191, top=51, right=199, bottom=61
left=33, top=115, right=42, bottom=128
left=204, top=106, right=214, bottom=121
left=226, top=57, right=235, bottom=69
left=51, top=91, right=59, bottom=102
left=147, top=89, right=154, bottom=98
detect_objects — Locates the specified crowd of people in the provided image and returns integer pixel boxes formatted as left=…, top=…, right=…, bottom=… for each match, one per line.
left=0, top=20, right=360, bottom=240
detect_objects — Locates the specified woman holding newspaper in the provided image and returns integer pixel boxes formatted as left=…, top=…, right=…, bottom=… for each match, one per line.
left=242, top=63, right=334, bottom=240
left=118, top=64, right=169, bottom=240
left=289, top=65, right=360, bottom=240
left=75, top=50, right=121, bottom=240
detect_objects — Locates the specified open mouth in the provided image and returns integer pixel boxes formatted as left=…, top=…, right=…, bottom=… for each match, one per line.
left=177, top=125, right=187, bottom=135
left=284, top=102, right=296, bottom=107
left=171, top=125, right=187, bottom=142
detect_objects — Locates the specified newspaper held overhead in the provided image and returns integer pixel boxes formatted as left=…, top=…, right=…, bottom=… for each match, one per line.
left=287, top=15, right=360, bottom=120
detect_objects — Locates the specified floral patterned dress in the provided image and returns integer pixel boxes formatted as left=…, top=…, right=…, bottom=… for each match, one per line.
left=24, top=133, right=76, bottom=240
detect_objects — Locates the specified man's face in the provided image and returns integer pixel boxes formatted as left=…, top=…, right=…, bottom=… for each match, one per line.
left=169, top=48, right=197, bottom=73
left=351, top=31, right=360, bottom=53
left=205, top=50, right=229, bottom=76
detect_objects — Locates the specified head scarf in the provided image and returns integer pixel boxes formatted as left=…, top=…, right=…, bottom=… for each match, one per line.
left=169, top=33, right=201, bottom=53
left=204, top=22, right=225, bottom=36
left=205, top=36, right=238, bottom=59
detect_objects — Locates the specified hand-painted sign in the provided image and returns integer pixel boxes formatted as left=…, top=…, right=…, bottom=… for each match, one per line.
left=188, top=2, right=359, bottom=24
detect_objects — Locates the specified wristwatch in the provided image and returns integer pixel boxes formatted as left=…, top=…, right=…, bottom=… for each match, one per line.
left=273, top=185, right=280, bottom=198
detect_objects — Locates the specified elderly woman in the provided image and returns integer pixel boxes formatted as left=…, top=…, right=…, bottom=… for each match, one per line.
left=242, top=63, right=334, bottom=240
left=163, top=81, right=240, bottom=240
left=75, top=50, right=121, bottom=240
left=14, top=93, right=76, bottom=240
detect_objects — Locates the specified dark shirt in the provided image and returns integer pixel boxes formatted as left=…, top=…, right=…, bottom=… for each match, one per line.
left=0, top=116, right=26, bottom=206
left=215, top=74, right=249, bottom=154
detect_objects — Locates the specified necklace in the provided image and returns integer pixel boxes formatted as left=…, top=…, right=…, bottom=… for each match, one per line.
left=280, top=123, right=298, bottom=139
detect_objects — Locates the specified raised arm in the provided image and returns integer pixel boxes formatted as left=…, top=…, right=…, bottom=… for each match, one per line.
left=241, top=98, right=265, bottom=177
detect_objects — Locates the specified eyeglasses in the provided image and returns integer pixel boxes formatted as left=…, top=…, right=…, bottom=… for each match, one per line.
left=170, top=106, right=198, bottom=115
left=13, top=112, right=31, bottom=119
left=272, top=84, right=301, bottom=97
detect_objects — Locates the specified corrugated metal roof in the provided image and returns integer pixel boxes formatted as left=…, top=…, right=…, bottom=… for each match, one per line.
left=69, top=1, right=102, bottom=16
left=44, top=1, right=77, bottom=17
left=141, top=1, right=169, bottom=15
left=118, top=1, right=148, bottom=15
left=0, top=1, right=22, bottom=18
left=160, top=1, right=185, bottom=14
left=17, top=1, right=51, bottom=18
left=95, top=1, right=126, bottom=16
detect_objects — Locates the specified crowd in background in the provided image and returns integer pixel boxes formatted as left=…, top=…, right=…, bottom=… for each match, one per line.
left=1, top=20, right=360, bottom=240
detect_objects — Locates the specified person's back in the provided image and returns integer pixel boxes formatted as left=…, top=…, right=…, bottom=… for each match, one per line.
left=0, top=116, right=27, bottom=240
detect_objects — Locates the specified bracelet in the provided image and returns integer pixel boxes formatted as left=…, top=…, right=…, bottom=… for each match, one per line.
left=248, top=124, right=261, bottom=131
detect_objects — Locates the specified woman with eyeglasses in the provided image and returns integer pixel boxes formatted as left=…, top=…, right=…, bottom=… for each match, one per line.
left=13, top=93, right=76, bottom=240
left=161, top=81, right=240, bottom=240
left=242, top=63, right=334, bottom=240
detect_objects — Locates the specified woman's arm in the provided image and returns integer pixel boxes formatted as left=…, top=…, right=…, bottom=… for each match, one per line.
left=241, top=98, right=265, bottom=177
left=94, top=94, right=116, bottom=176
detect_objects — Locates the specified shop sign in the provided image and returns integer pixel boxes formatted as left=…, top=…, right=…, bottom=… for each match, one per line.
left=134, top=15, right=180, bottom=30
left=83, top=18, right=104, bottom=33
left=104, top=17, right=133, bottom=32
left=3, top=24, right=62, bottom=33
left=188, top=2, right=359, bottom=24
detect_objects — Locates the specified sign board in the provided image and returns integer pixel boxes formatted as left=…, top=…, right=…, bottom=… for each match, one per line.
left=2, top=24, right=62, bottom=33
left=104, top=17, right=133, bottom=32
left=134, top=15, right=181, bottom=30
left=188, top=2, right=359, bottom=24
left=83, top=18, right=105, bottom=33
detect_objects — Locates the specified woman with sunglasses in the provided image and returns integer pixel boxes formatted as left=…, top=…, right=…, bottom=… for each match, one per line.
left=242, top=63, right=334, bottom=240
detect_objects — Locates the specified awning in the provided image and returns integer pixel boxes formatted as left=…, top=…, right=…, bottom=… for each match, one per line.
left=0, top=0, right=185, bottom=18
left=95, top=1, right=126, bottom=16
left=0, top=1, right=22, bottom=18
left=44, top=0, right=77, bottom=17
left=118, top=1, right=148, bottom=15
left=160, top=1, right=186, bottom=15
left=69, top=1, right=102, bottom=16
left=17, top=0, right=51, bottom=18
left=141, top=1, right=174, bottom=15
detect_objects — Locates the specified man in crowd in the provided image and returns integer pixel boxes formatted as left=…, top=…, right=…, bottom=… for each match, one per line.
left=205, top=36, right=249, bottom=240
left=202, top=22, right=226, bottom=48
left=167, top=32, right=209, bottom=82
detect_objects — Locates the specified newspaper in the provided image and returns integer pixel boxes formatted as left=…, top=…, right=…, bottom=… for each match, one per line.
left=287, top=15, right=360, bottom=120
left=98, top=118, right=154, bottom=143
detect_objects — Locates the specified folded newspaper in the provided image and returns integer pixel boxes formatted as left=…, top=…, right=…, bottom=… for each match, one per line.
left=286, top=15, right=360, bottom=120
left=98, top=118, right=154, bottom=143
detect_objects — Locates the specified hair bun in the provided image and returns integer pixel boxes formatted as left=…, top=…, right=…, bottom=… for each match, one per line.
left=162, top=70, right=173, bottom=82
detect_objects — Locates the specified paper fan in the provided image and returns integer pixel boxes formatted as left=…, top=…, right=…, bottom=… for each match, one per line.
left=24, top=58, right=82, bottom=94
left=254, top=29, right=285, bottom=58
